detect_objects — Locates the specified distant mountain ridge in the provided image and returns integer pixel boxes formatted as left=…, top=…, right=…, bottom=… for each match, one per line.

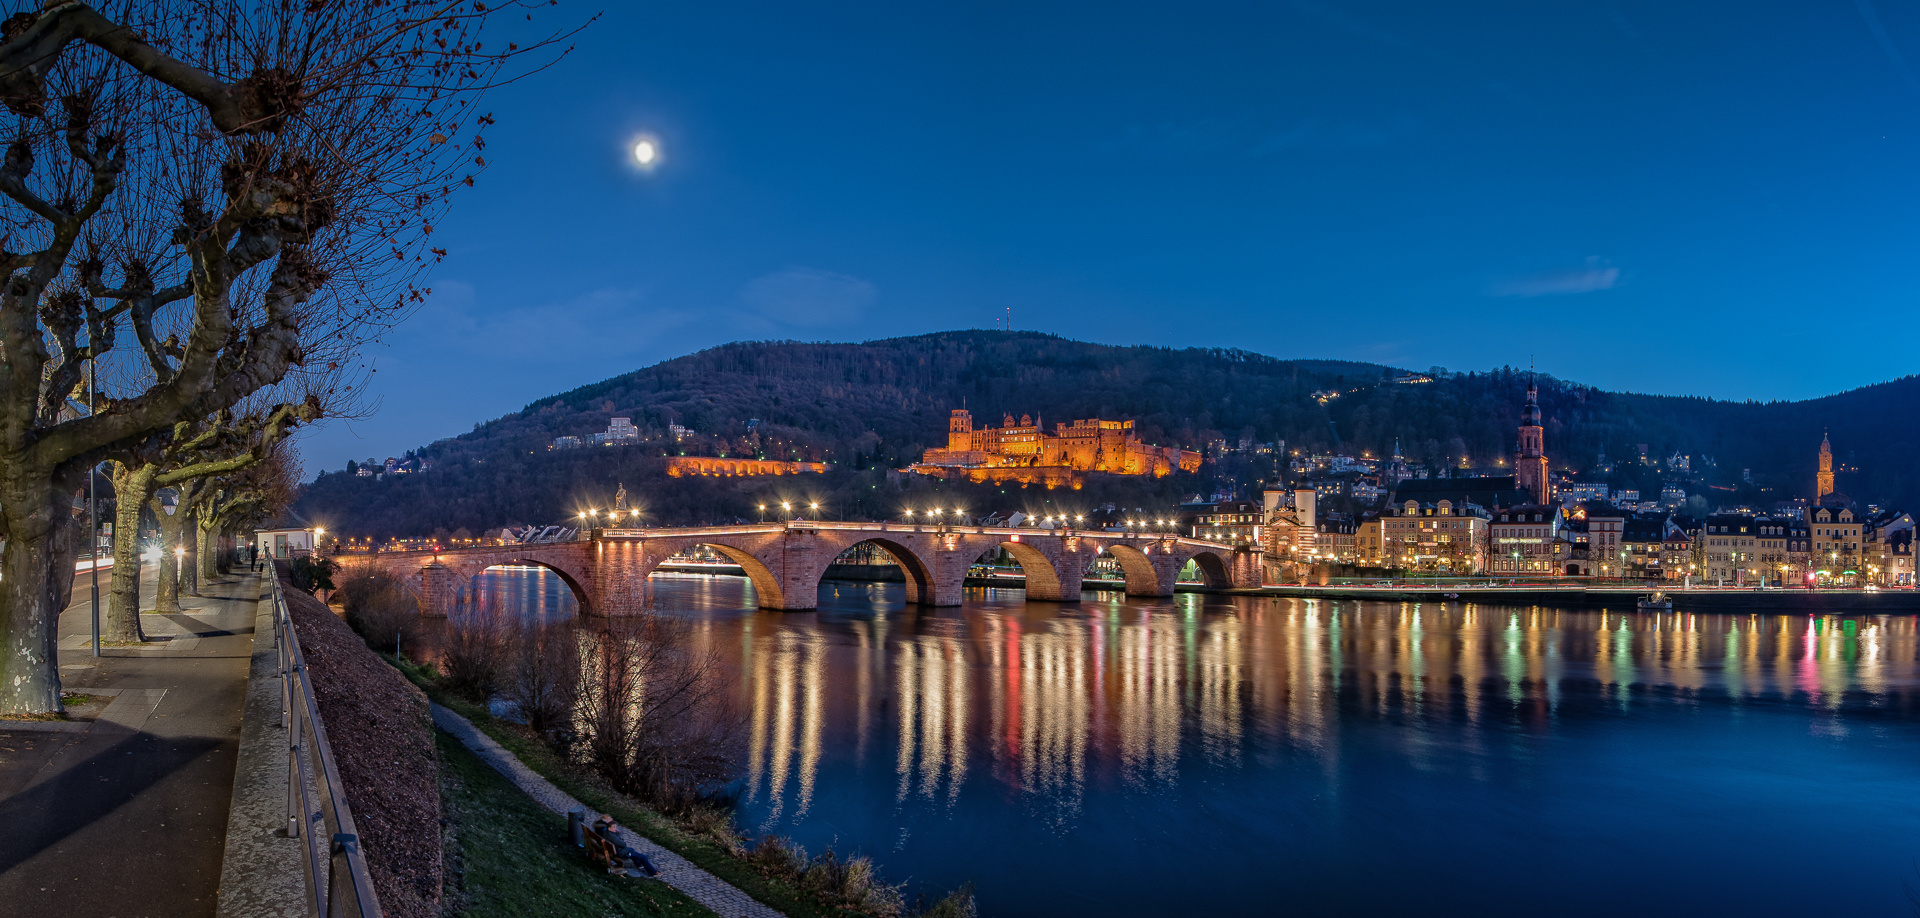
left=296, top=330, right=1920, bottom=535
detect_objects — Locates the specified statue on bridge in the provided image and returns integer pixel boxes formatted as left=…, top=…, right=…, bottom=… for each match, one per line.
left=614, top=482, right=629, bottom=513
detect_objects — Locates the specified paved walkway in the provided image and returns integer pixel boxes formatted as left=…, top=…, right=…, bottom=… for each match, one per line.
left=0, top=565, right=261, bottom=918
left=432, top=703, right=783, bottom=918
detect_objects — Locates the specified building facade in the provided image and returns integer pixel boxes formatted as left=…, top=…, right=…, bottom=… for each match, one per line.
left=1490, top=505, right=1561, bottom=575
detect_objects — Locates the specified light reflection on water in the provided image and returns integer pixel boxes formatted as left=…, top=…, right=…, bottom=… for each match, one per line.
left=463, top=567, right=1920, bottom=917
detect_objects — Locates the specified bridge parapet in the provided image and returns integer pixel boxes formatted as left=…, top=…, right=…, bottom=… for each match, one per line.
left=350, top=521, right=1255, bottom=614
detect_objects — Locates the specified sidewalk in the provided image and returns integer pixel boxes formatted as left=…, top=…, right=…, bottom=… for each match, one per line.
left=0, top=564, right=262, bottom=918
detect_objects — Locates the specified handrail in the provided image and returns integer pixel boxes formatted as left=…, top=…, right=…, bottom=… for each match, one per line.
left=271, top=571, right=384, bottom=918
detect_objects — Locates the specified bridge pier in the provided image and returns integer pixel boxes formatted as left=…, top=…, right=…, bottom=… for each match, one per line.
left=418, top=562, right=460, bottom=617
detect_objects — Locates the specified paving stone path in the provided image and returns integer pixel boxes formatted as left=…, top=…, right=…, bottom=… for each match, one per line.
left=431, top=703, right=783, bottom=918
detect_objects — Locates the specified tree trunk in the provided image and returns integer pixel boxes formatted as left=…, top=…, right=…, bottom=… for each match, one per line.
left=198, top=519, right=218, bottom=582
left=180, top=508, right=198, bottom=596
left=153, top=498, right=184, bottom=614
left=0, top=467, right=83, bottom=716
left=106, top=463, right=153, bottom=643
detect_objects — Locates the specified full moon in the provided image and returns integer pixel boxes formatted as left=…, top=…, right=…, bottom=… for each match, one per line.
left=633, top=140, right=658, bottom=165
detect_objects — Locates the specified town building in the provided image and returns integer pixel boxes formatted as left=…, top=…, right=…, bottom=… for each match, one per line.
left=1191, top=499, right=1265, bottom=547
left=1262, top=488, right=1323, bottom=580
left=1621, top=515, right=1670, bottom=581
left=1356, top=516, right=1385, bottom=566
left=1701, top=513, right=1758, bottom=585
left=1490, top=505, right=1562, bottom=575
left=1807, top=504, right=1864, bottom=581
left=1382, top=498, right=1490, bottom=573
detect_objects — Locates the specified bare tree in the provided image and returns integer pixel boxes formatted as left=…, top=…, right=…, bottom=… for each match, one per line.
left=502, top=617, right=580, bottom=743
left=0, top=1, right=576, bottom=713
left=198, top=440, right=299, bottom=580
left=104, top=398, right=308, bottom=639
left=576, top=616, right=743, bottom=812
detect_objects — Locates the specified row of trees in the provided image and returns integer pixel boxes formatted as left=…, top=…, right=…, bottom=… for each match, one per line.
left=0, top=0, right=564, bottom=716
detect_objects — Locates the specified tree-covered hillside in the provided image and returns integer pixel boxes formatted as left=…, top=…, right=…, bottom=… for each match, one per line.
left=297, top=331, right=1920, bottom=536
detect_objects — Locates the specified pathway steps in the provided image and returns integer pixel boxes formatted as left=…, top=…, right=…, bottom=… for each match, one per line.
left=431, top=702, right=783, bottom=918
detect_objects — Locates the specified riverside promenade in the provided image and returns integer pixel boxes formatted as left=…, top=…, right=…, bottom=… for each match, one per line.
left=0, top=566, right=261, bottom=917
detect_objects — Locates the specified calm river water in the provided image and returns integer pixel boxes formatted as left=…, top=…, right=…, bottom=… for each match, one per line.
left=460, top=567, right=1920, bottom=916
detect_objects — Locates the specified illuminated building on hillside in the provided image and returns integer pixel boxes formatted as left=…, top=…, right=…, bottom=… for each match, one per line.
left=911, top=409, right=1200, bottom=487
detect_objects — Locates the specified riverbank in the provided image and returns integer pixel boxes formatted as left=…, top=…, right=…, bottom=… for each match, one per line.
left=389, top=657, right=974, bottom=918
left=1242, top=584, right=1920, bottom=613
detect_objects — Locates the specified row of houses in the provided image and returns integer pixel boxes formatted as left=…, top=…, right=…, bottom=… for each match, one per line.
left=1188, top=481, right=1913, bottom=587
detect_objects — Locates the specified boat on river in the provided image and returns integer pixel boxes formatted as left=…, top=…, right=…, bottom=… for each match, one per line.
left=1637, top=590, right=1673, bottom=612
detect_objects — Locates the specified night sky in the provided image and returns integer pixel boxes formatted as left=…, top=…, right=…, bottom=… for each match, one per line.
left=307, top=1, right=1920, bottom=473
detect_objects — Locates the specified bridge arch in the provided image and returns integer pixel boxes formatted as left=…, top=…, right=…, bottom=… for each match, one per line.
left=452, top=558, right=594, bottom=616
left=669, top=542, right=787, bottom=610
left=831, top=537, right=937, bottom=605
left=1101, top=543, right=1164, bottom=595
left=1180, top=549, right=1232, bottom=588
left=995, top=541, right=1066, bottom=599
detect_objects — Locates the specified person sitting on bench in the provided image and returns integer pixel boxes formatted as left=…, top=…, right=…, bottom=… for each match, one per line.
left=591, top=816, right=660, bottom=877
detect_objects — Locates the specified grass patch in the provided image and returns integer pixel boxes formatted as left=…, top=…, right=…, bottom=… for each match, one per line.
left=60, top=693, right=100, bottom=707
left=438, top=730, right=714, bottom=918
left=389, top=655, right=883, bottom=918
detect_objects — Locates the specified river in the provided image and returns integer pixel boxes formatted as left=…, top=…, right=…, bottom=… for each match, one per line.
left=458, top=566, right=1920, bottom=916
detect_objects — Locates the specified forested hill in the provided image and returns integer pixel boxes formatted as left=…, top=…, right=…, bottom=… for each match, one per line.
left=297, top=331, right=1920, bottom=535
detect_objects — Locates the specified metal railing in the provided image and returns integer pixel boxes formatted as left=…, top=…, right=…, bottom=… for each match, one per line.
left=271, top=573, right=383, bottom=918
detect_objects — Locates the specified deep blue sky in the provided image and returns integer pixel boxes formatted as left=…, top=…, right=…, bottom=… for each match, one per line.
left=306, top=1, right=1920, bottom=473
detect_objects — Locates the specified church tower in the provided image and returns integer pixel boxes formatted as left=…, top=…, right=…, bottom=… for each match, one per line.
left=1514, top=373, right=1549, bottom=504
left=1816, top=433, right=1834, bottom=500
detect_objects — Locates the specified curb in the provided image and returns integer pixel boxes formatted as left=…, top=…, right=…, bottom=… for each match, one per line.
left=214, top=575, right=307, bottom=918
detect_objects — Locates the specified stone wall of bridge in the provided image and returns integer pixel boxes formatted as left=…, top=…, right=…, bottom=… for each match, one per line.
left=349, top=523, right=1259, bottom=615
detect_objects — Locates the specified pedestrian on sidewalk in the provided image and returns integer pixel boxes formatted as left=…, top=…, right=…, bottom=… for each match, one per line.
left=248, top=544, right=258, bottom=571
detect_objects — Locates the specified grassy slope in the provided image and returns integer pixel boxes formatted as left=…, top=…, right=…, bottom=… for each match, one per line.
left=439, top=730, right=715, bottom=918
left=401, top=658, right=870, bottom=918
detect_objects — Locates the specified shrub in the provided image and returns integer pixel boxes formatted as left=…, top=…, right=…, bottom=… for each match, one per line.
left=332, top=562, right=420, bottom=654
left=441, top=611, right=509, bottom=702
left=913, top=884, right=977, bottom=918
left=290, top=556, right=337, bottom=594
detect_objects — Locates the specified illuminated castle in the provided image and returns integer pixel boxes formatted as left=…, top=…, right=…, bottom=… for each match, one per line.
left=911, top=409, right=1201, bottom=487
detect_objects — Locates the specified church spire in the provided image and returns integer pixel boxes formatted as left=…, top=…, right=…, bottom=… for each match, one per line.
left=1514, top=363, right=1548, bottom=504
left=1817, top=430, right=1834, bottom=500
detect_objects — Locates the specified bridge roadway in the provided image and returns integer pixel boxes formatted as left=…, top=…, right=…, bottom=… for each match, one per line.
left=359, top=521, right=1261, bottom=614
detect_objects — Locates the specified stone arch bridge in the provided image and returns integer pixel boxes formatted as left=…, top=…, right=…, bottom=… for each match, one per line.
left=351, top=521, right=1260, bottom=616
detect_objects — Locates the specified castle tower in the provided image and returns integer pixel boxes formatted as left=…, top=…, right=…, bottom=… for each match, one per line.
left=1514, top=373, right=1549, bottom=504
left=948, top=409, right=973, bottom=453
left=1816, top=432, right=1834, bottom=500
